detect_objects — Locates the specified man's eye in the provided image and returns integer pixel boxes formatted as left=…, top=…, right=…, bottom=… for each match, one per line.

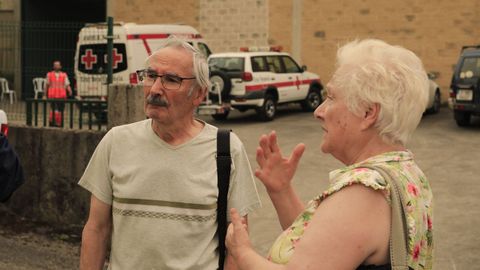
left=164, top=75, right=181, bottom=83
left=146, top=73, right=157, bottom=79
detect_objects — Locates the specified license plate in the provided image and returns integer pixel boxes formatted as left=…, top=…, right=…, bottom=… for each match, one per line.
left=456, top=89, right=473, bottom=101
left=198, top=109, right=217, bottom=115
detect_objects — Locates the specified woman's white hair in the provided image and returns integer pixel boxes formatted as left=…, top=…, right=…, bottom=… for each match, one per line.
left=146, top=36, right=210, bottom=96
left=331, top=39, right=429, bottom=146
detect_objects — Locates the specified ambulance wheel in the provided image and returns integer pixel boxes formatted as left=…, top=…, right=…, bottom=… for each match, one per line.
left=256, top=94, right=276, bottom=121
left=300, top=90, right=322, bottom=112
left=209, top=71, right=232, bottom=102
left=211, top=110, right=230, bottom=121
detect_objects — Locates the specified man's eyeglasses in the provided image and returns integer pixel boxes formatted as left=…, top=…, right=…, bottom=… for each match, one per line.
left=136, top=69, right=196, bottom=90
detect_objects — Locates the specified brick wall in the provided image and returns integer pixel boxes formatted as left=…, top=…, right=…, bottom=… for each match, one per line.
left=113, top=0, right=480, bottom=100
left=269, top=0, right=480, bottom=100
left=198, top=0, right=269, bottom=52
left=113, top=0, right=200, bottom=27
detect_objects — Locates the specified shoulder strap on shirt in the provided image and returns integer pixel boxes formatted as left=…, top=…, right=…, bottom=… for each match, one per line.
left=360, top=165, right=409, bottom=270
left=216, top=129, right=231, bottom=269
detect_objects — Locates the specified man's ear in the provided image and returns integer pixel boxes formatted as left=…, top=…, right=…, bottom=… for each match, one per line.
left=192, top=87, right=206, bottom=106
left=361, top=103, right=380, bottom=130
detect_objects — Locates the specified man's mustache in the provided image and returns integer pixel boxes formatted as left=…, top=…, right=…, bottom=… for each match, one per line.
left=146, top=94, right=169, bottom=107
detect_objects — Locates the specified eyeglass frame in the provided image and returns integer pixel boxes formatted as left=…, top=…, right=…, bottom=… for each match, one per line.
left=136, top=69, right=196, bottom=90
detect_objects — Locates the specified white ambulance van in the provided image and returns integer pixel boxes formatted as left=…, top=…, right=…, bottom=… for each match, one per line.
left=74, top=22, right=212, bottom=102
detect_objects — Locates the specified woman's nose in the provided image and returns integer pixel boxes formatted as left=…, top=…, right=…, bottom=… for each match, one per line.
left=314, top=101, right=325, bottom=119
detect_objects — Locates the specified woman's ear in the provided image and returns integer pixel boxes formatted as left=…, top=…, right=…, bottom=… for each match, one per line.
left=361, top=103, right=380, bottom=130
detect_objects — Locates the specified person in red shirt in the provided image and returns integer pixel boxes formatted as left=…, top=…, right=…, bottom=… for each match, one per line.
left=45, top=60, right=72, bottom=127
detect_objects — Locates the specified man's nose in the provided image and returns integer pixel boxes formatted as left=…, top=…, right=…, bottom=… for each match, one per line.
left=149, top=78, right=165, bottom=95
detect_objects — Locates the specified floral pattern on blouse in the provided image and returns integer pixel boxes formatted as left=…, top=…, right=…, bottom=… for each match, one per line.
left=267, top=151, right=434, bottom=270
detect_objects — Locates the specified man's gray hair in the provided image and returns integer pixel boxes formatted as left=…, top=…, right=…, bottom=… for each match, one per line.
left=146, top=36, right=210, bottom=96
left=331, top=39, right=429, bottom=146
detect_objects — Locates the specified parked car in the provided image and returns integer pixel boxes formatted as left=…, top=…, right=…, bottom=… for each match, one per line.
left=0, top=109, right=8, bottom=136
left=426, top=73, right=442, bottom=114
left=205, top=47, right=323, bottom=121
left=449, top=45, right=480, bottom=126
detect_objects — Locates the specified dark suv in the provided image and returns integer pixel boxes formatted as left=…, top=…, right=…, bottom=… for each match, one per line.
left=450, top=45, right=480, bottom=126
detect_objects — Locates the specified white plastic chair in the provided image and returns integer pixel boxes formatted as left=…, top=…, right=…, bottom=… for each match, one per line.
left=0, top=78, right=16, bottom=104
left=33, top=77, right=47, bottom=99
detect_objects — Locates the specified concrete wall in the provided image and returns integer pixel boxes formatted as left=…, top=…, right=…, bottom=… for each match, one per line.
left=2, top=125, right=105, bottom=228
left=107, top=84, right=145, bottom=129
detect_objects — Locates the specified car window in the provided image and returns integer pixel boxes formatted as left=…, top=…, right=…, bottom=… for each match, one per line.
left=197, top=42, right=212, bottom=57
left=209, top=57, right=244, bottom=72
left=281, top=56, right=301, bottom=73
left=459, top=57, right=480, bottom=79
left=251, top=56, right=269, bottom=72
left=266, top=56, right=284, bottom=73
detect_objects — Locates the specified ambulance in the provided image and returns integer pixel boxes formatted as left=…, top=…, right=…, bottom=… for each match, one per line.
left=74, top=22, right=213, bottom=119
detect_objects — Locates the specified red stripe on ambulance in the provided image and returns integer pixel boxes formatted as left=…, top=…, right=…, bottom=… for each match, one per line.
left=246, top=79, right=319, bottom=92
left=127, top=33, right=203, bottom=56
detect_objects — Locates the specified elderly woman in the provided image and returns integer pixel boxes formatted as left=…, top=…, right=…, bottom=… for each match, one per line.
left=226, top=39, right=434, bottom=270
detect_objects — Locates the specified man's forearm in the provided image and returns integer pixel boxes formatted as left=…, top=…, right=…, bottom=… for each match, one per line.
left=80, top=226, right=110, bottom=270
left=268, top=187, right=304, bottom=230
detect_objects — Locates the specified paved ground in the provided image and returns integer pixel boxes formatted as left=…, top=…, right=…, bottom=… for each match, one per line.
left=0, top=105, right=479, bottom=269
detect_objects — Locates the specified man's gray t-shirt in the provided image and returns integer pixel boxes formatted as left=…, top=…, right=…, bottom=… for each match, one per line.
left=79, top=119, right=261, bottom=269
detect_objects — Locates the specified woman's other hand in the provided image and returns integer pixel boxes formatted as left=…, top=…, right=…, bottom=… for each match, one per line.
left=255, top=131, right=305, bottom=194
left=226, top=208, right=250, bottom=261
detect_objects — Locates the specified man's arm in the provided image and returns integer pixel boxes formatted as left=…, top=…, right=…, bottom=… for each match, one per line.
left=80, top=195, right=112, bottom=270
left=65, top=75, right=72, bottom=97
left=0, top=134, right=24, bottom=202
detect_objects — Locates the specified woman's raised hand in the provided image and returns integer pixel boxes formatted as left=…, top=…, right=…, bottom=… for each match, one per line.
left=255, top=131, right=305, bottom=194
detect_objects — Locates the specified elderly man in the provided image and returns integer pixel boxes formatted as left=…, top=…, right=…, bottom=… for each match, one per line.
left=79, top=38, right=261, bottom=270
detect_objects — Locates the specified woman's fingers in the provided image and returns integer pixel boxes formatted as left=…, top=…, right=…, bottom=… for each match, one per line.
left=259, top=134, right=271, bottom=158
left=289, top=143, right=306, bottom=168
left=268, top=131, right=280, bottom=154
left=230, top=208, right=246, bottom=232
left=256, top=147, right=265, bottom=168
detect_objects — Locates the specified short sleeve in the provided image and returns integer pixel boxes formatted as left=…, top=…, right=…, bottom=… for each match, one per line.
left=78, top=129, right=114, bottom=205
left=227, top=133, right=261, bottom=221
left=319, top=168, right=390, bottom=203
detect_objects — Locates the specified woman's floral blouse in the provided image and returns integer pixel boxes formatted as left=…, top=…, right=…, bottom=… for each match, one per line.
left=267, top=151, right=434, bottom=270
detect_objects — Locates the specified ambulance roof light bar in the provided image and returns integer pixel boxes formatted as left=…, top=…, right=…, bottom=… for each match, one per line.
left=239, top=46, right=283, bottom=52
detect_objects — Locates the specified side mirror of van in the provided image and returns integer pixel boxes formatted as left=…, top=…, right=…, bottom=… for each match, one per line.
left=301, top=65, right=307, bottom=72
left=427, top=72, right=436, bottom=80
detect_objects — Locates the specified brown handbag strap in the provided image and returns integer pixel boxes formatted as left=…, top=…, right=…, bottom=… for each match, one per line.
left=360, top=165, right=409, bottom=270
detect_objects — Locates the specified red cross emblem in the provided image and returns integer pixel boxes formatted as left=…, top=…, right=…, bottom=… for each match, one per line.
left=104, top=48, right=124, bottom=69
left=295, top=76, right=301, bottom=90
left=81, top=49, right=97, bottom=70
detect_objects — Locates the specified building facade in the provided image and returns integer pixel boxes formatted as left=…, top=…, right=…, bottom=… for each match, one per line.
left=113, top=0, right=480, bottom=100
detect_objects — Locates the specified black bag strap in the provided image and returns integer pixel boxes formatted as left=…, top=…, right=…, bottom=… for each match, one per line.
left=216, top=129, right=231, bottom=269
